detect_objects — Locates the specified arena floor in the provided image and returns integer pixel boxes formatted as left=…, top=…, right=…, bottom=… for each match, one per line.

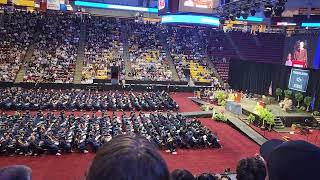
left=0, top=93, right=260, bottom=180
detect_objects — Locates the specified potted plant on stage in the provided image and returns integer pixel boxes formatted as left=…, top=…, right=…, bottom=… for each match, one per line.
left=275, top=88, right=282, bottom=101
left=214, top=90, right=227, bottom=106
left=284, top=90, right=293, bottom=99
left=304, top=96, right=312, bottom=112
left=294, top=92, right=303, bottom=108
left=313, top=111, right=320, bottom=116
left=247, top=114, right=256, bottom=125
left=213, top=112, right=227, bottom=123
left=255, top=106, right=267, bottom=129
left=264, top=111, right=275, bottom=131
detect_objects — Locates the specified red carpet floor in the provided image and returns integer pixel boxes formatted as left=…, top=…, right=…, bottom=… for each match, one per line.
left=0, top=118, right=259, bottom=180
left=171, top=92, right=202, bottom=112
left=0, top=93, right=259, bottom=180
left=250, top=124, right=320, bottom=146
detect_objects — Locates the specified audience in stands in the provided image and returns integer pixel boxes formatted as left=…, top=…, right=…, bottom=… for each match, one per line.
left=82, top=16, right=124, bottom=83
left=86, top=134, right=170, bottom=180
left=0, top=10, right=37, bottom=82
left=24, top=12, right=80, bottom=83
left=0, top=111, right=220, bottom=156
left=166, top=26, right=218, bottom=83
left=0, top=88, right=179, bottom=111
left=128, top=22, right=173, bottom=81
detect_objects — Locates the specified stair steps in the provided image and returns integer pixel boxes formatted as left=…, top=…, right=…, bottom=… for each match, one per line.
left=157, top=28, right=179, bottom=81
left=314, top=116, right=320, bottom=127
left=73, top=22, right=87, bottom=84
left=120, top=20, right=131, bottom=79
left=273, top=117, right=285, bottom=129
left=14, top=31, right=40, bottom=83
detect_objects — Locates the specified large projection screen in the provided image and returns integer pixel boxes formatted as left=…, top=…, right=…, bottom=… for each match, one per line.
left=178, top=0, right=219, bottom=14
left=283, top=34, right=320, bottom=69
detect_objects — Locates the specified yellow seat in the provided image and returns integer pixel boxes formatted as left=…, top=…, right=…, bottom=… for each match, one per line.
left=96, top=75, right=107, bottom=79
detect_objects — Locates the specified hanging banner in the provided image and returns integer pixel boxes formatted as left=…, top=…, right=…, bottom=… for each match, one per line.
left=14, top=0, right=35, bottom=6
left=47, top=0, right=60, bottom=10
left=0, top=0, right=7, bottom=4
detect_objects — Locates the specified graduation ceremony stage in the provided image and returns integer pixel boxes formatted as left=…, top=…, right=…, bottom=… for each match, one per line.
left=189, top=97, right=268, bottom=145
left=238, top=98, right=316, bottom=127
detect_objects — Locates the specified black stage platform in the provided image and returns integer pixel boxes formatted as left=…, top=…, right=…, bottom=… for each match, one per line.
left=239, top=98, right=316, bottom=127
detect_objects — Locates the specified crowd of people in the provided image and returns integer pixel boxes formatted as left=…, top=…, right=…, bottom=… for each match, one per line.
left=0, top=11, right=230, bottom=84
left=23, top=12, right=80, bottom=83
left=81, top=16, right=124, bottom=83
left=0, top=11, right=37, bottom=82
left=128, top=22, right=173, bottom=81
left=166, top=26, right=218, bottom=83
left=0, top=88, right=179, bottom=111
left=1, top=134, right=320, bottom=180
left=0, top=111, right=220, bottom=156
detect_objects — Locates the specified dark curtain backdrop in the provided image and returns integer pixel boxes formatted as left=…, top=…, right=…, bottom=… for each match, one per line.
left=229, top=59, right=320, bottom=110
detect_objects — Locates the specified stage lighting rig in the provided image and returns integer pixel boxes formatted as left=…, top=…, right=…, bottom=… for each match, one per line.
left=274, top=0, right=285, bottom=17
left=216, top=0, right=287, bottom=20
left=241, top=9, right=249, bottom=19
left=263, top=3, right=273, bottom=18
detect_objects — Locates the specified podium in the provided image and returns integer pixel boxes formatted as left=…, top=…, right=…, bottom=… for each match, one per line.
left=234, top=92, right=241, bottom=103
left=292, top=60, right=307, bottom=68
left=225, top=101, right=242, bottom=115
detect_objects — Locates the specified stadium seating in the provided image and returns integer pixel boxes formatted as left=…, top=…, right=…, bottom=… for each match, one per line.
left=167, top=26, right=217, bottom=83
left=128, top=22, right=173, bottom=81
left=0, top=11, right=37, bottom=82
left=23, top=12, right=80, bottom=83
left=0, top=11, right=288, bottom=84
left=81, top=16, right=124, bottom=83
left=228, top=31, right=285, bottom=63
left=210, top=57, right=230, bottom=82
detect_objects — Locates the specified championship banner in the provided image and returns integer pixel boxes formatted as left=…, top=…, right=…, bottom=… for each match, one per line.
left=14, top=0, right=35, bottom=6
left=47, top=0, right=60, bottom=10
left=0, top=0, right=7, bottom=4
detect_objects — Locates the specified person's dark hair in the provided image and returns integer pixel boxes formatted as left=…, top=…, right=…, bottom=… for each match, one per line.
left=236, top=157, right=266, bottom=180
left=171, top=169, right=195, bottom=180
left=0, top=165, right=32, bottom=180
left=196, top=173, right=218, bottom=180
left=86, top=134, right=170, bottom=180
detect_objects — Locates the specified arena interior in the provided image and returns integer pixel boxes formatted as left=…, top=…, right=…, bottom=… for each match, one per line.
left=0, top=0, right=320, bottom=180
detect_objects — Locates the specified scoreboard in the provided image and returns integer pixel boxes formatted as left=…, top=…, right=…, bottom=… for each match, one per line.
left=158, top=0, right=220, bottom=15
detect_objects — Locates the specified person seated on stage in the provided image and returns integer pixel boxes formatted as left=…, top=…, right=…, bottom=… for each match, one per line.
left=171, top=169, right=195, bottom=180
left=236, top=157, right=266, bottom=180
left=85, top=134, right=170, bottom=180
left=260, top=139, right=320, bottom=180
left=279, top=97, right=293, bottom=112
